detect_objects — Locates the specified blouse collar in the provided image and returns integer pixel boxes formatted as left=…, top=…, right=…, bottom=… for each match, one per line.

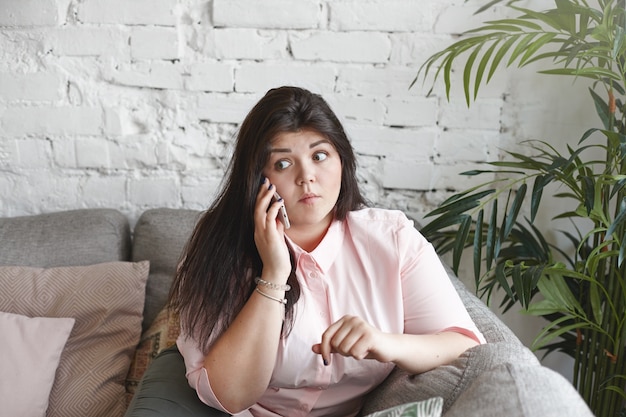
left=285, top=218, right=345, bottom=274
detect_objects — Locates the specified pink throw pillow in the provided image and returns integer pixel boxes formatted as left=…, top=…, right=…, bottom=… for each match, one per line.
left=0, top=311, right=75, bottom=417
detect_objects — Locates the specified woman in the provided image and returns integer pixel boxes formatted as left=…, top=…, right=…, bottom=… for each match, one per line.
left=168, top=86, right=485, bottom=416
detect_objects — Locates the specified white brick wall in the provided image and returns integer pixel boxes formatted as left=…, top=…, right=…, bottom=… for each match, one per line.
left=0, top=0, right=594, bottom=225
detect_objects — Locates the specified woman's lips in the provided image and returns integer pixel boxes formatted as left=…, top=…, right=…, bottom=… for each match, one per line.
left=299, top=193, right=319, bottom=204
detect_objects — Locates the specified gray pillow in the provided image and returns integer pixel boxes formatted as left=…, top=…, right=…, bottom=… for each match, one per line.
left=131, top=208, right=201, bottom=330
left=0, top=209, right=130, bottom=267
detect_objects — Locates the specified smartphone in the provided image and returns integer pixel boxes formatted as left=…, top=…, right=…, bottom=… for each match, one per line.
left=272, top=191, right=291, bottom=229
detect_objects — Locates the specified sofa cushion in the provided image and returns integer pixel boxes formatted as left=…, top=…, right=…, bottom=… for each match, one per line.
left=0, top=261, right=149, bottom=417
left=0, top=209, right=130, bottom=267
left=0, top=311, right=75, bottom=417
left=132, top=208, right=201, bottom=330
left=361, top=342, right=539, bottom=415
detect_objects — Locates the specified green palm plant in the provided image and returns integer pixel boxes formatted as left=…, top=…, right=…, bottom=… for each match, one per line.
left=415, top=1, right=626, bottom=416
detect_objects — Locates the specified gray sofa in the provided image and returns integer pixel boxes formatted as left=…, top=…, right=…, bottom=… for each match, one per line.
left=0, top=208, right=593, bottom=417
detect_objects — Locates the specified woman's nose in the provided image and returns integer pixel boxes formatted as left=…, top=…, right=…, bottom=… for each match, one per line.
left=297, top=164, right=315, bottom=185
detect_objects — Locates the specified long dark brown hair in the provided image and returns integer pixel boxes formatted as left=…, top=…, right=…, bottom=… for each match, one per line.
left=168, top=86, right=368, bottom=352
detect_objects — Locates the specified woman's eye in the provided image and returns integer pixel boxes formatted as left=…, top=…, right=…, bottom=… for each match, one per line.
left=313, top=152, right=328, bottom=162
left=274, top=160, right=291, bottom=170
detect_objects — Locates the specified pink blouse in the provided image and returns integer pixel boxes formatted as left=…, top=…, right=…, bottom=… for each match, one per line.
left=177, top=208, right=485, bottom=416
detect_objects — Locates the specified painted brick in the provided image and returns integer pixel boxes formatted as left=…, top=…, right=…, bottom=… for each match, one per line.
left=337, top=67, right=420, bottom=97
left=15, top=138, right=51, bottom=168
left=131, top=27, right=179, bottom=60
left=0, top=32, right=42, bottom=72
left=291, top=32, right=390, bottom=63
left=1, top=107, right=102, bottom=136
left=328, top=96, right=385, bottom=125
left=382, top=159, right=435, bottom=190
left=181, top=174, right=221, bottom=209
left=0, top=72, right=63, bottom=101
left=11, top=174, right=81, bottom=213
left=0, top=0, right=65, bottom=26
left=110, top=62, right=184, bottom=90
left=439, top=98, right=502, bottom=130
left=79, top=0, right=176, bottom=25
left=75, top=138, right=110, bottom=168
left=213, top=0, right=320, bottom=29
left=214, top=29, right=288, bottom=60
left=0, top=175, right=12, bottom=213
left=389, top=33, right=455, bottom=66
left=103, top=104, right=162, bottom=136
left=81, top=175, right=127, bottom=207
left=235, top=63, right=336, bottom=94
left=434, top=3, right=507, bottom=35
left=107, top=136, right=159, bottom=169
left=0, top=139, right=16, bottom=169
left=44, top=27, right=129, bottom=57
left=51, top=138, right=76, bottom=168
left=432, top=162, right=497, bottom=191
left=129, top=177, right=179, bottom=206
left=329, top=1, right=433, bottom=32
left=185, top=62, right=234, bottom=92
left=196, top=93, right=257, bottom=124
left=436, top=129, right=500, bottom=163
left=348, top=125, right=436, bottom=161
left=171, top=127, right=209, bottom=157
left=384, top=97, right=438, bottom=127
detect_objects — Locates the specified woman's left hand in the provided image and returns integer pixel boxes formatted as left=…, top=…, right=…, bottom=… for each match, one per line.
left=312, top=315, right=479, bottom=373
left=311, top=315, right=393, bottom=365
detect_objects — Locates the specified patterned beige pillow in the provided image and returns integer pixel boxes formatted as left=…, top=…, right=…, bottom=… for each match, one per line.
left=125, top=306, right=180, bottom=405
left=0, top=261, right=149, bottom=417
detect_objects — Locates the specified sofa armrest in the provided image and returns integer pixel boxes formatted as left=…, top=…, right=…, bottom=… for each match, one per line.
left=361, top=341, right=538, bottom=415
left=125, top=346, right=228, bottom=417
left=445, top=362, right=593, bottom=417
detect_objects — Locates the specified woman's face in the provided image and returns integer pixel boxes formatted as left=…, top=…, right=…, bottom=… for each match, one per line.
left=262, top=129, right=342, bottom=235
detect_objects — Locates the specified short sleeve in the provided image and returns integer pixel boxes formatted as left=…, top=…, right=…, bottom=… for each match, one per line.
left=176, top=332, right=241, bottom=414
left=397, top=220, right=485, bottom=344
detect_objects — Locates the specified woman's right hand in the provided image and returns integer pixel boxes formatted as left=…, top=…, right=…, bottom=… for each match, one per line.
left=253, top=178, right=292, bottom=281
left=201, top=179, right=293, bottom=413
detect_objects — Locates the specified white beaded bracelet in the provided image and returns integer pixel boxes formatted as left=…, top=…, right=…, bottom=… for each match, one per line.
left=255, top=287, right=287, bottom=305
left=255, top=277, right=291, bottom=291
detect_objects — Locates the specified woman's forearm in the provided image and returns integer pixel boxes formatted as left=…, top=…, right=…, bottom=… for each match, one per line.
left=203, top=283, right=286, bottom=413
left=385, top=331, right=478, bottom=374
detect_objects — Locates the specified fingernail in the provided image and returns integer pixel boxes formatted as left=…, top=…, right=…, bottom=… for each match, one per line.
left=277, top=197, right=283, bottom=202
left=268, top=184, right=274, bottom=190
left=261, top=177, right=267, bottom=184
left=323, top=359, right=329, bottom=366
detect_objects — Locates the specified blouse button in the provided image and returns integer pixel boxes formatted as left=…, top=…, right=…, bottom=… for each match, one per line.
left=309, top=272, right=317, bottom=279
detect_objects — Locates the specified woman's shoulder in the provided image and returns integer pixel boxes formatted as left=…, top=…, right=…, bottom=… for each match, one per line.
left=346, top=207, right=413, bottom=229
